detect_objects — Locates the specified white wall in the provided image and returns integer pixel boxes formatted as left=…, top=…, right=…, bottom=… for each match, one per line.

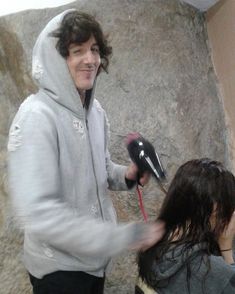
left=0, top=0, right=75, bottom=16
left=206, top=0, right=235, bottom=172
left=180, top=0, right=220, bottom=11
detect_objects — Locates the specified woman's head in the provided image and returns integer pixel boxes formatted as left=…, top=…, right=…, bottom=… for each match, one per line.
left=138, top=159, right=235, bottom=291
left=160, top=158, right=235, bottom=242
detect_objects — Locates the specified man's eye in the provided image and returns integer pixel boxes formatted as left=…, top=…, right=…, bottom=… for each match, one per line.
left=70, top=47, right=82, bottom=55
left=92, top=47, right=100, bottom=53
left=73, top=49, right=81, bottom=54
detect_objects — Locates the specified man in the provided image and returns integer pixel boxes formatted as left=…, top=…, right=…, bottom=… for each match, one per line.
left=8, top=10, right=164, bottom=294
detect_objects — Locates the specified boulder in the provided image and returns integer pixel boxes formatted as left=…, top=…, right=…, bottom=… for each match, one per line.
left=0, top=0, right=228, bottom=293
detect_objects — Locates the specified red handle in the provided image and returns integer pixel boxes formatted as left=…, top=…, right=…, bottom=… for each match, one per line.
left=136, top=185, right=148, bottom=222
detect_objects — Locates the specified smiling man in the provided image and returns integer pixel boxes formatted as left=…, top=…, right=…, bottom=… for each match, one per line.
left=66, top=36, right=100, bottom=103
left=8, top=10, right=164, bottom=294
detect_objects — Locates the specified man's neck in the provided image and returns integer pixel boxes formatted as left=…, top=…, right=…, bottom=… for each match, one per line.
left=78, top=89, right=86, bottom=105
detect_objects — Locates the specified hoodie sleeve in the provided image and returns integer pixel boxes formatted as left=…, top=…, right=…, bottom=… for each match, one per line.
left=221, top=273, right=235, bottom=293
left=8, top=108, right=146, bottom=257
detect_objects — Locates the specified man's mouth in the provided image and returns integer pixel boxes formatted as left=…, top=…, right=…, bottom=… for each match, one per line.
left=79, top=68, right=96, bottom=72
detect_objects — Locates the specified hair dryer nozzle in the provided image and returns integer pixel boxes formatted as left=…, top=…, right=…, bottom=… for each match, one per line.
left=125, top=133, right=166, bottom=183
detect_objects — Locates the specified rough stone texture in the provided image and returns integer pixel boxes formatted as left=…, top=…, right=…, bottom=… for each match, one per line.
left=0, top=0, right=228, bottom=293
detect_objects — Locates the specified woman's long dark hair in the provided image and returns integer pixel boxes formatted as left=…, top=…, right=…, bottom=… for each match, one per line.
left=138, top=158, right=235, bottom=292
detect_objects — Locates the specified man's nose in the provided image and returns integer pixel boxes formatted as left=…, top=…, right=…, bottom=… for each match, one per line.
left=84, top=50, right=95, bottom=63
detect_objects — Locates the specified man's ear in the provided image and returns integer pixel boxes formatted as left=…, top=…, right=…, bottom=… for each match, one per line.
left=97, top=64, right=102, bottom=76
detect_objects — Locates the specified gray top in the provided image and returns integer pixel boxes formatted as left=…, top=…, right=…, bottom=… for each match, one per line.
left=152, top=244, right=235, bottom=293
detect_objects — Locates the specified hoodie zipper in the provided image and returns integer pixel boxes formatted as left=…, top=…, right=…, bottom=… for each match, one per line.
left=85, top=116, right=104, bottom=220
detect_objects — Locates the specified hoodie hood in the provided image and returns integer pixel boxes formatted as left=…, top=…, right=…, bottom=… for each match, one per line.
left=151, top=243, right=235, bottom=293
left=32, top=9, right=94, bottom=118
left=153, top=244, right=205, bottom=282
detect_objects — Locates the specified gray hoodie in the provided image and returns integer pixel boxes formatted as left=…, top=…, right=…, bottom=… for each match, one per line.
left=8, top=10, right=145, bottom=279
left=152, top=244, right=235, bottom=294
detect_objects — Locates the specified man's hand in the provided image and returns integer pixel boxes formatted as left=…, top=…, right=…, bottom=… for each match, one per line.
left=129, top=221, right=165, bottom=252
left=125, top=162, right=151, bottom=186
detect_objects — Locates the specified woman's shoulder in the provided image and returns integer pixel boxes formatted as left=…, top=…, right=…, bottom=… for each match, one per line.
left=209, top=254, right=235, bottom=271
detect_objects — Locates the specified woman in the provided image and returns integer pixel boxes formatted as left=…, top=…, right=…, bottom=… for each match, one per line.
left=137, top=158, right=235, bottom=293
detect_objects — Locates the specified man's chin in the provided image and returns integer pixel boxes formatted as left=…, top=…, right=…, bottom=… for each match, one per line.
left=77, top=86, right=95, bottom=94
left=77, top=82, right=95, bottom=91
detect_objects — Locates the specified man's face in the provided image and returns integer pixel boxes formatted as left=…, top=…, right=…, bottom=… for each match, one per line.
left=66, top=35, right=101, bottom=95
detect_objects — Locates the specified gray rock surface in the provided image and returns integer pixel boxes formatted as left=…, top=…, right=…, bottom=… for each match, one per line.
left=0, top=0, right=228, bottom=293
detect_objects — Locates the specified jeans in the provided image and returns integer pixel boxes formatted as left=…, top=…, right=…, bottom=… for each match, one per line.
left=29, top=271, right=105, bottom=294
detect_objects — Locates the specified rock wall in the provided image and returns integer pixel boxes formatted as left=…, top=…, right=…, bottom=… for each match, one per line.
left=0, top=0, right=228, bottom=293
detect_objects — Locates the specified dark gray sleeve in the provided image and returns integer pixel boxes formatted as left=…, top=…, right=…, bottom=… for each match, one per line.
left=221, top=273, right=235, bottom=294
left=231, top=264, right=235, bottom=270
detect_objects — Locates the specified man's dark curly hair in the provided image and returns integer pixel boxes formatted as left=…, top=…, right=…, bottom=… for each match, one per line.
left=51, top=11, right=112, bottom=74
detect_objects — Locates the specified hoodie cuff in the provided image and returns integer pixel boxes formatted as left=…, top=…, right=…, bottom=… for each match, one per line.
left=130, top=222, right=150, bottom=245
left=125, top=177, right=137, bottom=189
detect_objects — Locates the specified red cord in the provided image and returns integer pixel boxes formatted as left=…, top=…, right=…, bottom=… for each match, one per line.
left=136, top=185, right=148, bottom=222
